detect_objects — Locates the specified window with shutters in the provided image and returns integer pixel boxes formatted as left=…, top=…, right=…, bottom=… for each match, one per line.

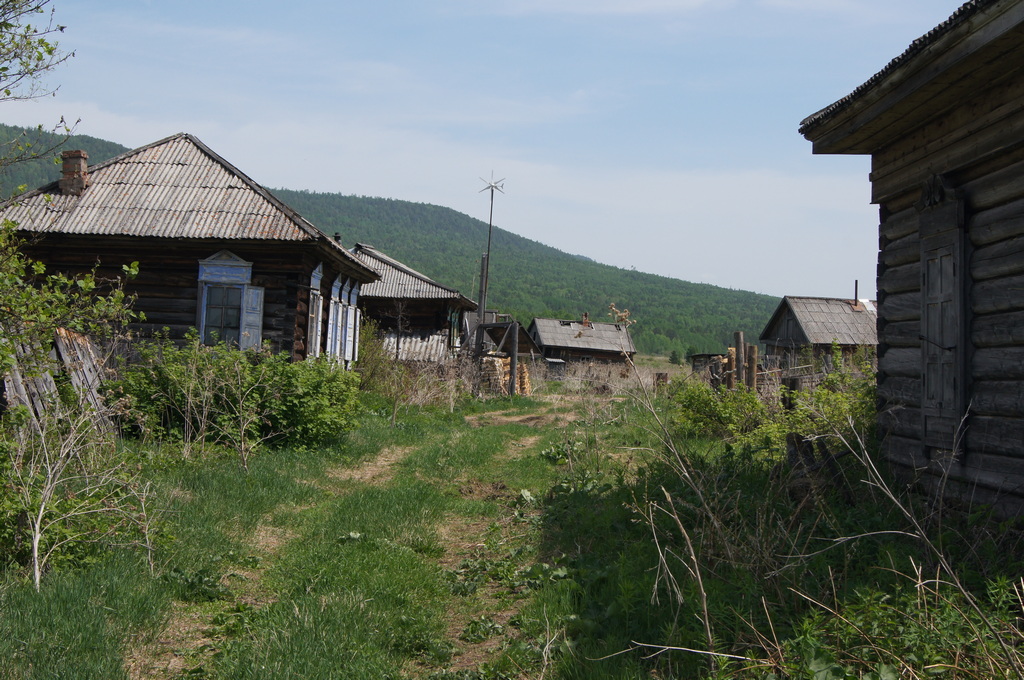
left=198, top=251, right=263, bottom=349
left=307, top=264, right=324, bottom=359
left=917, top=176, right=967, bottom=453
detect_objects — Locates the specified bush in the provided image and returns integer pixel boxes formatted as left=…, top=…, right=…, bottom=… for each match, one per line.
left=669, top=380, right=780, bottom=452
left=108, top=332, right=362, bottom=459
left=668, top=343, right=876, bottom=458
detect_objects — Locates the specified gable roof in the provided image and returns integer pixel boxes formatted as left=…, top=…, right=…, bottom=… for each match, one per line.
left=351, top=243, right=476, bottom=309
left=800, top=0, right=1024, bottom=154
left=1, top=132, right=377, bottom=280
left=760, top=296, right=877, bottom=347
left=529, top=317, right=636, bottom=356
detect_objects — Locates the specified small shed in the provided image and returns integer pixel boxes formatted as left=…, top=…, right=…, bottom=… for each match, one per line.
left=1, top=134, right=379, bottom=363
left=528, top=315, right=636, bottom=364
left=800, top=0, right=1024, bottom=513
left=759, top=296, right=878, bottom=371
left=351, top=243, right=476, bottom=362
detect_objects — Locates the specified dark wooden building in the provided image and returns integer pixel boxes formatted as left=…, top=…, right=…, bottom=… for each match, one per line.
left=528, top=316, right=636, bottom=364
left=800, top=0, right=1024, bottom=513
left=350, top=243, right=476, bottom=362
left=760, top=296, right=878, bottom=371
left=1, top=134, right=378, bottom=362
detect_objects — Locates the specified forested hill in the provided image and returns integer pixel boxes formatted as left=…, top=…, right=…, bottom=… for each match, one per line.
left=0, top=123, right=128, bottom=196
left=0, top=124, right=777, bottom=355
left=275, top=190, right=775, bottom=355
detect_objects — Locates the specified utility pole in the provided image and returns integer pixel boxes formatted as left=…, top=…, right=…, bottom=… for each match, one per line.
left=475, top=174, right=504, bottom=354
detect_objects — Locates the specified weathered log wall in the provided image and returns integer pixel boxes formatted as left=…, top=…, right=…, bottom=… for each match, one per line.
left=22, top=235, right=323, bottom=360
left=874, top=68, right=1024, bottom=513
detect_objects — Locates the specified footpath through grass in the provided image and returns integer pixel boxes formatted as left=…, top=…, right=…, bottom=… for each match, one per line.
left=0, top=389, right=673, bottom=679
left=6, top=380, right=1024, bottom=679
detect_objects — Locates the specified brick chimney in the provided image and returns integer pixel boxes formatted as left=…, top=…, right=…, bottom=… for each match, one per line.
left=58, top=149, right=90, bottom=196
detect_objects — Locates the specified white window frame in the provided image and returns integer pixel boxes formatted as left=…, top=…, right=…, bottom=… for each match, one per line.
left=327, top=276, right=345, bottom=359
left=198, top=250, right=263, bottom=349
left=307, top=264, right=325, bottom=359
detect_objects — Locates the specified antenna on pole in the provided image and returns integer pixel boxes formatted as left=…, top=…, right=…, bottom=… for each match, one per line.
left=476, top=173, right=504, bottom=355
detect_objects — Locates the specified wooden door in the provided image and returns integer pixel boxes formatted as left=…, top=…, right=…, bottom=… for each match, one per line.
left=917, top=175, right=966, bottom=453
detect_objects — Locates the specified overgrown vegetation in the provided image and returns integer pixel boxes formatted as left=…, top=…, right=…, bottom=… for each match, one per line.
left=108, top=332, right=361, bottom=465
left=3, top=341, right=1024, bottom=677
left=1, top=214, right=1020, bottom=679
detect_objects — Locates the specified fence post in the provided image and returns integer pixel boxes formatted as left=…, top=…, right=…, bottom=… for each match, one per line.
left=734, top=331, right=745, bottom=387
left=745, top=343, right=758, bottom=390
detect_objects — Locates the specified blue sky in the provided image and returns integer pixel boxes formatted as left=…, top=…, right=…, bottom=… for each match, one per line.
left=6, top=0, right=966, bottom=298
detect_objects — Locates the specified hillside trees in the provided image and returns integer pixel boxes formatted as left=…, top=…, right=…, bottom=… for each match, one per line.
left=0, top=1, right=77, bottom=183
left=0, top=123, right=778, bottom=356
left=277, top=190, right=777, bottom=355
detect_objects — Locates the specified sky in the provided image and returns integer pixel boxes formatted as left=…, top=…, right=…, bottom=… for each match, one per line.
left=5, top=0, right=968, bottom=298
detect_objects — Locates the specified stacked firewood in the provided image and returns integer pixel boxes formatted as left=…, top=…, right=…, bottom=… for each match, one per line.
left=481, top=356, right=510, bottom=394
left=517, top=363, right=532, bottom=396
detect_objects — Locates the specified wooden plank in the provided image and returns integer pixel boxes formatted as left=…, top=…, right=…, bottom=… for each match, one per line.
left=877, top=375, right=921, bottom=406
left=972, top=309, right=1024, bottom=347
left=878, top=290, right=920, bottom=323
left=973, top=347, right=1024, bottom=380
left=880, top=434, right=927, bottom=469
left=970, top=234, right=1024, bottom=281
left=880, top=233, right=920, bottom=268
left=881, top=206, right=918, bottom=242
left=966, top=415, right=1024, bottom=458
left=971, top=379, right=1024, bottom=417
left=879, top=319, right=920, bottom=348
left=960, top=153, right=1024, bottom=213
left=53, top=329, right=114, bottom=434
left=879, top=404, right=922, bottom=441
left=969, top=195, right=1024, bottom=247
left=878, top=261, right=920, bottom=295
left=872, top=80, right=1024, bottom=204
left=879, top=346, right=921, bottom=378
left=971, top=273, right=1024, bottom=315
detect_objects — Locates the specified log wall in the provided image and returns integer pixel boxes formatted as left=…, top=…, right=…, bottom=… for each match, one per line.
left=22, top=235, right=325, bottom=361
left=874, top=68, right=1024, bottom=514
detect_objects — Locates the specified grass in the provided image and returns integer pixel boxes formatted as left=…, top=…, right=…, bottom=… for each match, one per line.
left=3, top=374, right=1024, bottom=679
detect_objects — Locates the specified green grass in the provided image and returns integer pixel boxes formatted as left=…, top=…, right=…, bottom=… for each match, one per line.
left=0, top=553, right=168, bottom=679
left=4, top=386, right=1024, bottom=679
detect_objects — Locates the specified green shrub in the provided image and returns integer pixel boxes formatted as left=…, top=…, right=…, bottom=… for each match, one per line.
left=669, top=380, right=779, bottom=452
left=669, top=343, right=876, bottom=458
left=109, top=332, right=362, bottom=458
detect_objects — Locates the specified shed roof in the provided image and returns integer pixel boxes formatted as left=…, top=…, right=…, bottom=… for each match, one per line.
left=1, top=132, right=377, bottom=280
left=529, top=318, right=636, bottom=356
left=760, top=296, right=877, bottom=347
left=799, top=0, right=1024, bottom=154
left=351, top=243, right=476, bottom=309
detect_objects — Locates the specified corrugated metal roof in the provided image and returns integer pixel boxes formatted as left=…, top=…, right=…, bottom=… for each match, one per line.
left=529, top=318, right=636, bottom=355
left=799, top=0, right=992, bottom=135
left=1, top=133, right=373, bottom=276
left=760, top=296, right=877, bottom=347
left=352, top=243, right=476, bottom=309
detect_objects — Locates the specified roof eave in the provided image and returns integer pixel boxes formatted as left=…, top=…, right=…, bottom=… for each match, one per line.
left=801, top=0, right=1024, bottom=155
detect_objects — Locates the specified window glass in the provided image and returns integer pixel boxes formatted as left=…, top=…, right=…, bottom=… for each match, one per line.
left=204, top=284, right=243, bottom=345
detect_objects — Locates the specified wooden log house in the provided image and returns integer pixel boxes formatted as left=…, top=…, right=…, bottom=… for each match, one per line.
left=528, top=315, right=636, bottom=364
left=759, top=296, right=878, bottom=389
left=800, top=0, right=1024, bottom=513
left=1, top=134, right=379, bottom=363
left=350, top=243, right=477, bottom=362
